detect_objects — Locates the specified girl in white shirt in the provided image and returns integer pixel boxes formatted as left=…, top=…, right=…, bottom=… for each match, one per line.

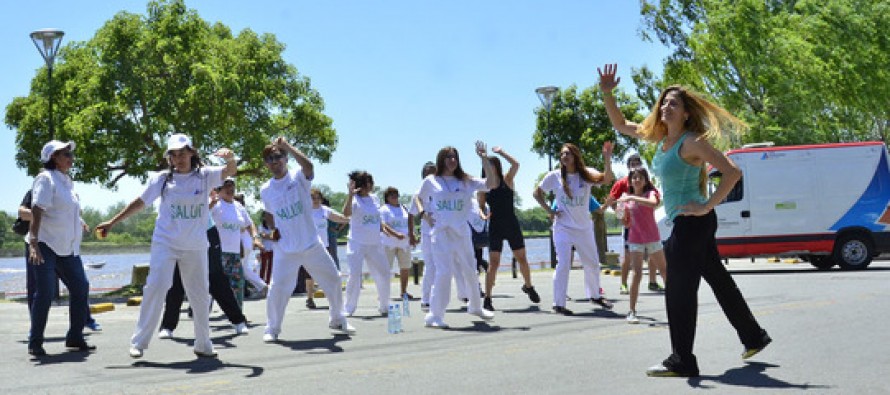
left=415, top=142, right=499, bottom=328
left=98, top=134, right=237, bottom=359
left=533, top=142, right=614, bottom=316
left=210, top=178, right=259, bottom=308
left=379, top=187, right=417, bottom=299
left=306, top=188, right=349, bottom=309
left=342, top=171, right=404, bottom=316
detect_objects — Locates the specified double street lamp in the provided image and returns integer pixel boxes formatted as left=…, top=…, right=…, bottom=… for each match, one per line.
left=31, top=28, right=65, bottom=140
left=536, top=85, right=559, bottom=269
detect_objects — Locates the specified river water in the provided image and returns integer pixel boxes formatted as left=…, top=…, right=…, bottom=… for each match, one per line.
left=0, top=235, right=624, bottom=297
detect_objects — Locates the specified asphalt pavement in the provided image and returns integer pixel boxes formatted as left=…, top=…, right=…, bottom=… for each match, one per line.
left=1, top=258, right=888, bottom=394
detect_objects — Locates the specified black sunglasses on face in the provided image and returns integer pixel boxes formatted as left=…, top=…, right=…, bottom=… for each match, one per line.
left=58, top=150, right=73, bottom=158
left=264, top=154, right=284, bottom=164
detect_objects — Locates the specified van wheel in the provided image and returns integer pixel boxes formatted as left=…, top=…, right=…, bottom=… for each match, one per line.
left=809, top=256, right=835, bottom=270
left=833, top=234, right=873, bottom=270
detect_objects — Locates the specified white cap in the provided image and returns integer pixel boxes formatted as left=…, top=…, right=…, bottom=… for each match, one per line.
left=223, top=177, right=235, bottom=185
left=166, top=133, right=193, bottom=152
left=40, top=140, right=75, bottom=163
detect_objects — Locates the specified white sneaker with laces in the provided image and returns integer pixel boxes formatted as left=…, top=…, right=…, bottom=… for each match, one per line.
left=329, top=321, right=357, bottom=335
left=263, top=333, right=278, bottom=343
left=627, top=311, right=640, bottom=324
left=235, top=322, right=249, bottom=335
left=467, top=308, right=495, bottom=320
left=194, top=348, right=218, bottom=358
left=158, top=329, right=173, bottom=339
left=129, top=346, right=143, bottom=358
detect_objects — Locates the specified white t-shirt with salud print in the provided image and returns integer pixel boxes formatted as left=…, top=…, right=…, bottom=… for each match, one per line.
left=312, top=206, right=333, bottom=248
left=141, top=166, right=224, bottom=250
left=32, top=170, right=83, bottom=256
left=260, top=168, right=318, bottom=254
left=348, top=195, right=383, bottom=245
left=211, top=199, right=251, bottom=254
left=415, top=175, right=488, bottom=236
left=539, top=169, right=601, bottom=231
left=379, top=204, right=410, bottom=249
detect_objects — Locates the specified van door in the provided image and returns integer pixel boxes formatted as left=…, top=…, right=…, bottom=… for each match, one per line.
left=713, top=165, right=751, bottom=256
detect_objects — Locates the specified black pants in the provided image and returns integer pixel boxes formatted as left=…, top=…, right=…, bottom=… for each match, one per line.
left=663, top=211, right=766, bottom=371
left=161, top=263, right=246, bottom=330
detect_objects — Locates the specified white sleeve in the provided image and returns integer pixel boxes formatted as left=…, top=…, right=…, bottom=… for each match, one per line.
left=31, top=173, right=53, bottom=210
left=539, top=171, right=560, bottom=193
left=139, top=172, right=166, bottom=206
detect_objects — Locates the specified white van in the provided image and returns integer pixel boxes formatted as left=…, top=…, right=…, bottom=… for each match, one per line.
left=657, top=141, right=890, bottom=270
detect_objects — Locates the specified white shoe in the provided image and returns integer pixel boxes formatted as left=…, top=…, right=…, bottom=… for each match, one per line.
left=329, top=321, right=357, bottom=335
left=378, top=307, right=388, bottom=316
left=194, top=348, right=218, bottom=358
left=158, top=329, right=173, bottom=339
left=263, top=333, right=278, bottom=343
left=467, top=308, right=495, bottom=320
left=424, top=316, right=449, bottom=329
left=627, top=311, right=640, bottom=324
left=234, top=322, right=249, bottom=335
left=128, top=346, right=143, bottom=359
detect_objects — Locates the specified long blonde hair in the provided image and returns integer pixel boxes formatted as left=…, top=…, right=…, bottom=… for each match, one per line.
left=638, top=86, right=747, bottom=195
left=638, top=85, right=747, bottom=146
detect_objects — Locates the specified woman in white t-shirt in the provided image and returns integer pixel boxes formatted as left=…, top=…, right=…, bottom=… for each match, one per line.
left=415, top=141, right=499, bottom=328
left=306, top=188, right=348, bottom=309
left=27, top=140, right=94, bottom=356
left=210, top=178, right=259, bottom=309
left=379, top=187, right=417, bottom=300
left=533, top=142, right=614, bottom=316
left=97, top=134, right=237, bottom=359
left=342, top=171, right=404, bottom=316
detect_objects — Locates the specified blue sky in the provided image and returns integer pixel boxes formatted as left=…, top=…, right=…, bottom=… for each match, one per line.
left=1, top=1, right=669, bottom=214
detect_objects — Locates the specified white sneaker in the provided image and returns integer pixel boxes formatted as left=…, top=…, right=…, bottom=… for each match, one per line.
left=158, top=329, right=173, bottom=339
left=263, top=333, right=278, bottom=343
left=128, top=346, right=143, bottom=358
left=467, top=308, right=495, bottom=320
left=234, top=322, right=249, bottom=335
left=627, top=311, right=640, bottom=324
left=424, top=316, right=449, bottom=329
left=329, top=321, right=357, bottom=335
left=193, top=348, right=218, bottom=358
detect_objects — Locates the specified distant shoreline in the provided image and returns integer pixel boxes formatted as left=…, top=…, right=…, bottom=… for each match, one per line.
left=0, top=243, right=151, bottom=258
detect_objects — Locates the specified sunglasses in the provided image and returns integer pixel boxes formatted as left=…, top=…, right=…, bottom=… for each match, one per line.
left=57, top=150, right=74, bottom=158
left=264, top=154, right=285, bottom=164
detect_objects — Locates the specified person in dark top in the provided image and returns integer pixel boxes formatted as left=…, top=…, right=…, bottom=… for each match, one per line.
left=478, top=146, right=540, bottom=311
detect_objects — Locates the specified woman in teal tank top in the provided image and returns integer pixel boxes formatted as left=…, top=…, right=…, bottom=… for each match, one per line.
left=598, top=63, right=771, bottom=378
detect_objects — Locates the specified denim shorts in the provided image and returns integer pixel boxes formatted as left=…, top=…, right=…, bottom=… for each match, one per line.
left=628, top=241, right=663, bottom=254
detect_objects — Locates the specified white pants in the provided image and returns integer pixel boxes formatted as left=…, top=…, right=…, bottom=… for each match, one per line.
left=427, top=228, right=482, bottom=323
left=420, top=232, right=436, bottom=304
left=131, top=244, right=213, bottom=353
left=242, top=250, right=268, bottom=291
left=344, top=241, right=391, bottom=314
left=553, top=225, right=602, bottom=307
left=265, top=242, right=346, bottom=335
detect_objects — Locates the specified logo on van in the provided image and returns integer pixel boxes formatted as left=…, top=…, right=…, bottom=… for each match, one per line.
left=760, top=152, right=786, bottom=160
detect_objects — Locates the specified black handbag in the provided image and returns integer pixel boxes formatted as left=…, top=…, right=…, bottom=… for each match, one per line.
left=471, top=222, right=489, bottom=248
left=12, top=218, right=29, bottom=236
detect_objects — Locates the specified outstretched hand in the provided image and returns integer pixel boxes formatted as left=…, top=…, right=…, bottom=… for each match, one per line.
left=492, top=146, right=503, bottom=155
left=597, top=63, right=620, bottom=94
left=603, top=141, right=614, bottom=157
left=475, top=141, right=488, bottom=158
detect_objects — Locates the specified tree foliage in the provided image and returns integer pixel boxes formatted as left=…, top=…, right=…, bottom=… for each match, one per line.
left=638, top=0, right=889, bottom=146
left=530, top=85, right=645, bottom=200
left=5, top=0, right=337, bottom=189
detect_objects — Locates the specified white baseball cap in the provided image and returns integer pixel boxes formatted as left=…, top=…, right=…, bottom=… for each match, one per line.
left=40, top=140, right=76, bottom=163
left=166, top=133, right=193, bottom=152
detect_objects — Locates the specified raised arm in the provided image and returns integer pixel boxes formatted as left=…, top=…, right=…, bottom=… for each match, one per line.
left=214, top=148, right=237, bottom=179
left=492, top=146, right=519, bottom=188
left=275, top=137, right=314, bottom=180
left=476, top=141, right=499, bottom=189
left=342, top=180, right=356, bottom=218
left=598, top=64, right=642, bottom=139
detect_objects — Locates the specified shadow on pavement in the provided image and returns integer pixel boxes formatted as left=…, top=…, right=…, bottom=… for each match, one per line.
left=443, top=321, right=530, bottom=333
left=124, top=358, right=264, bottom=377
left=688, top=362, right=830, bottom=390
left=277, top=333, right=351, bottom=354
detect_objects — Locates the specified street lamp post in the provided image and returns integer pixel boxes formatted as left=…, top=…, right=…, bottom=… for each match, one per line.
left=31, top=28, right=65, bottom=140
left=536, top=85, right=559, bottom=269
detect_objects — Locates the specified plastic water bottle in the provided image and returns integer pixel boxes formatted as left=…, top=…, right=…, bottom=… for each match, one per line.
left=402, top=293, right=411, bottom=317
left=395, top=303, right=402, bottom=333
left=387, top=305, right=397, bottom=334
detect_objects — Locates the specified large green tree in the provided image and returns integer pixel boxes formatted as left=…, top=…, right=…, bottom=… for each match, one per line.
left=5, top=0, right=336, bottom=188
left=638, top=0, right=889, bottom=146
left=530, top=84, right=645, bottom=200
